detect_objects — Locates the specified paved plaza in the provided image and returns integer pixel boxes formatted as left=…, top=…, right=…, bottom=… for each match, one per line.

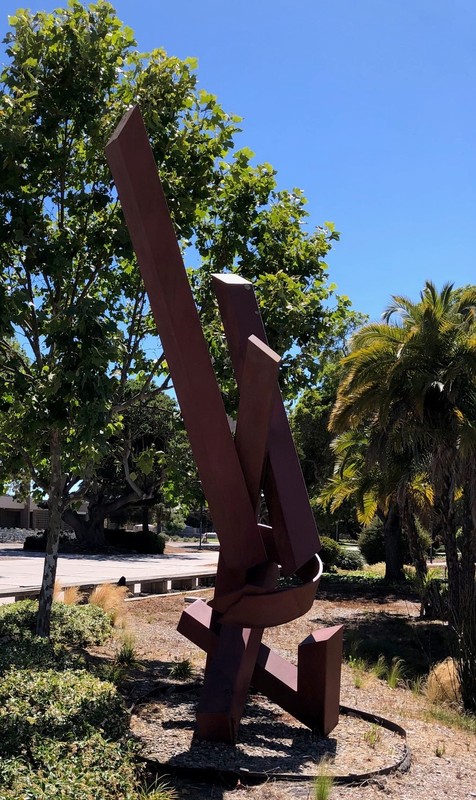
left=0, top=542, right=219, bottom=601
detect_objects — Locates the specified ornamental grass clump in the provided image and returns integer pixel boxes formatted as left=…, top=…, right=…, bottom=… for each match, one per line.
left=53, top=582, right=84, bottom=605
left=89, top=583, right=129, bottom=627
left=426, top=658, right=461, bottom=705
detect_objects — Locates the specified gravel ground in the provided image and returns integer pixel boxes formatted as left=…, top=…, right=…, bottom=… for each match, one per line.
left=91, top=590, right=476, bottom=800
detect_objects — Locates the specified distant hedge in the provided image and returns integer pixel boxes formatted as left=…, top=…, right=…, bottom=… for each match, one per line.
left=23, top=528, right=166, bottom=555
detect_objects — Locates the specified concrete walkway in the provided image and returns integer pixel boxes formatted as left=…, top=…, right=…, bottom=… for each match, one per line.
left=0, top=542, right=219, bottom=602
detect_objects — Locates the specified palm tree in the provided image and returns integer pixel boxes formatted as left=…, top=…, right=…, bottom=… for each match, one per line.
left=330, top=281, right=476, bottom=710
left=319, top=427, right=431, bottom=582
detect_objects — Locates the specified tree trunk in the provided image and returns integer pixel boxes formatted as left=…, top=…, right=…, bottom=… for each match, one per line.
left=383, top=503, right=405, bottom=582
left=36, top=428, right=63, bottom=637
left=142, top=504, right=149, bottom=534
left=62, top=508, right=106, bottom=547
left=403, top=503, right=428, bottom=582
left=457, top=483, right=476, bottom=712
left=62, top=490, right=139, bottom=547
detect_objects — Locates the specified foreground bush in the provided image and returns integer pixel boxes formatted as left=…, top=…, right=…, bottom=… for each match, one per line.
left=0, top=599, right=113, bottom=645
left=0, top=734, right=142, bottom=800
left=0, top=637, right=84, bottom=675
left=0, top=669, right=129, bottom=755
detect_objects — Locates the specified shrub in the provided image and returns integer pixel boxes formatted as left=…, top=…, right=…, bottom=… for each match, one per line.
left=319, top=536, right=344, bottom=571
left=336, top=549, right=364, bottom=570
left=358, top=518, right=385, bottom=564
left=0, top=669, right=129, bottom=755
left=0, top=637, right=84, bottom=675
left=420, top=574, right=449, bottom=620
left=359, top=516, right=432, bottom=566
left=0, top=599, right=113, bottom=646
left=105, top=528, right=166, bottom=554
left=0, top=734, right=142, bottom=800
left=23, top=530, right=75, bottom=551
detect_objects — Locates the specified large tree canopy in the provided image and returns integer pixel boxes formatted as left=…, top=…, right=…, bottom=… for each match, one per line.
left=0, top=0, right=359, bottom=634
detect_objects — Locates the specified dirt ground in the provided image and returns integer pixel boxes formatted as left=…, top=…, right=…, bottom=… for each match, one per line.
left=92, top=588, right=476, bottom=800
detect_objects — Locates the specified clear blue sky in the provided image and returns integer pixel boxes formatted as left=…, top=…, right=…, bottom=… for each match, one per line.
left=6, top=0, right=476, bottom=320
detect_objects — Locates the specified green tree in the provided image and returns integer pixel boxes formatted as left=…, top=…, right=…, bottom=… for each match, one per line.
left=319, top=426, right=432, bottom=581
left=63, top=388, right=194, bottom=542
left=291, top=372, right=361, bottom=540
left=330, top=281, right=476, bottom=710
left=0, top=2, right=357, bottom=635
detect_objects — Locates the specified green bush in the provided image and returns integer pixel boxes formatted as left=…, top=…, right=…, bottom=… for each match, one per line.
left=0, top=637, right=85, bottom=675
left=0, top=734, right=142, bottom=800
left=319, top=536, right=344, bottom=571
left=336, top=549, right=364, bottom=570
left=0, top=669, right=129, bottom=755
left=0, top=600, right=113, bottom=646
left=23, top=530, right=75, bottom=551
left=358, top=516, right=432, bottom=566
left=358, top=519, right=385, bottom=564
left=105, top=528, right=166, bottom=554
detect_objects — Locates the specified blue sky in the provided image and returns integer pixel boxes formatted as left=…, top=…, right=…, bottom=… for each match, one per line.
left=5, top=0, right=476, bottom=320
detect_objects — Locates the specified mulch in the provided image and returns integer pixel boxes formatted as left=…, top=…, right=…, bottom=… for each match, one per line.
left=89, top=590, right=476, bottom=799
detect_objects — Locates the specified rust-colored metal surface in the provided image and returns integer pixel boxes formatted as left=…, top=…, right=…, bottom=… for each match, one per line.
left=212, top=273, right=319, bottom=576
left=180, top=599, right=343, bottom=736
left=106, top=108, right=265, bottom=573
left=107, top=106, right=343, bottom=745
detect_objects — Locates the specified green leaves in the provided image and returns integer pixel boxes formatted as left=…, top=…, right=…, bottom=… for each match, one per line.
left=0, top=1, right=360, bottom=541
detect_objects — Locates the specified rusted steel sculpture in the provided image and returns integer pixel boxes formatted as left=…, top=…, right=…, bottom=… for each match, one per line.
left=106, top=106, right=343, bottom=745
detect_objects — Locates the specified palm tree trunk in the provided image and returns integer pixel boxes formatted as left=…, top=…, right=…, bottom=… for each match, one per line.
left=403, top=502, right=427, bottom=582
left=383, top=503, right=405, bottom=582
left=458, top=483, right=476, bottom=711
left=432, top=449, right=459, bottom=618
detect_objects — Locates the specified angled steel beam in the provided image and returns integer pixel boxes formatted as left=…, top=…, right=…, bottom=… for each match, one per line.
left=106, top=107, right=266, bottom=571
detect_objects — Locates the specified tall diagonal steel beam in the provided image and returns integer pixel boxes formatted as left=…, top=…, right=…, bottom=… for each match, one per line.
left=106, top=107, right=266, bottom=571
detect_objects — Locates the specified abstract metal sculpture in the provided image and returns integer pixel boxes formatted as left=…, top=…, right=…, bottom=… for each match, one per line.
left=106, top=106, right=343, bottom=745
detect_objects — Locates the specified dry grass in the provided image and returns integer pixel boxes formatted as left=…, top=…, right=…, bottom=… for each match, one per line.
left=426, top=658, right=461, bottom=704
left=53, top=580, right=64, bottom=602
left=88, top=583, right=128, bottom=626
left=63, top=585, right=84, bottom=604
left=53, top=581, right=85, bottom=605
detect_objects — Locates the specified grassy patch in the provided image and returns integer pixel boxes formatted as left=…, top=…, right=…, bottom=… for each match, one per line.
left=343, top=614, right=451, bottom=678
left=424, top=705, right=476, bottom=735
left=169, top=658, right=194, bottom=680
